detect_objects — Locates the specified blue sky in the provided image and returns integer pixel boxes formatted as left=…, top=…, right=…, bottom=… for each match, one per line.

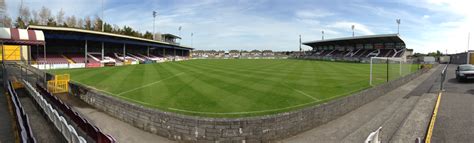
left=4, top=0, right=474, bottom=53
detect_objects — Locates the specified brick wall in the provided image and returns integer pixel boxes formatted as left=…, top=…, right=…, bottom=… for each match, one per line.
left=69, top=69, right=426, bottom=143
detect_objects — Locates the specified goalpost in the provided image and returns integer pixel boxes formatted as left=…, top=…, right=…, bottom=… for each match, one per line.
left=369, top=57, right=414, bottom=86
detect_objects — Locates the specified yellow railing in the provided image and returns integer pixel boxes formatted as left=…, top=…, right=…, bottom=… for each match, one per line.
left=47, top=74, right=70, bottom=94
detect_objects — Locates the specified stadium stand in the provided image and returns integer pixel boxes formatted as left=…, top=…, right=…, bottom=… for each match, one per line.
left=192, top=50, right=291, bottom=59
left=35, top=54, right=69, bottom=64
left=23, top=25, right=192, bottom=69
left=65, top=54, right=85, bottom=63
left=301, top=34, right=412, bottom=62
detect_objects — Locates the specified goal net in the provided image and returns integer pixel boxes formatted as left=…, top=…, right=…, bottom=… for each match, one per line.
left=370, top=57, right=418, bottom=86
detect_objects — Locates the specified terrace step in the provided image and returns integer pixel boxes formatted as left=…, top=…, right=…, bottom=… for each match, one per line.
left=378, top=96, right=420, bottom=142
left=390, top=93, right=438, bottom=142
left=62, top=55, right=75, bottom=64
left=339, top=93, right=418, bottom=142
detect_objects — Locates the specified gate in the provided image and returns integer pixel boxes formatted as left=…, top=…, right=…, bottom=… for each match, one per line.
left=47, top=74, right=70, bottom=94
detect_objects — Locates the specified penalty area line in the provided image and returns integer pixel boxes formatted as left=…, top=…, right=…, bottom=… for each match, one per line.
left=280, top=82, right=319, bottom=101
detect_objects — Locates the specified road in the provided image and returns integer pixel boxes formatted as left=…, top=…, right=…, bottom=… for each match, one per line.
left=431, top=64, right=474, bottom=142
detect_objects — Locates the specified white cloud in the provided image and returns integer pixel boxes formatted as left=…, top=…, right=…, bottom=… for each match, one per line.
left=328, top=21, right=375, bottom=36
left=4, top=0, right=474, bottom=53
left=422, top=15, right=430, bottom=19
left=295, top=9, right=334, bottom=19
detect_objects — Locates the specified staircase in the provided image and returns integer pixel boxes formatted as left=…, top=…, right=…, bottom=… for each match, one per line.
left=61, top=55, right=75, bottom=64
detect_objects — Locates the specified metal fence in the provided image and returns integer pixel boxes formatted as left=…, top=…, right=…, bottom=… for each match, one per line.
left=2, top=62, right=116, bottom=143
left=5, top=81, right=36, bottom=143
left=23, top=81, right=86, bottom=143
left=440, top=64, right=449, bottom=91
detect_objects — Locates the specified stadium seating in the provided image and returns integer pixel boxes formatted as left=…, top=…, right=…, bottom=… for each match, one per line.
left=127, top=53, right=146, bottom=62
left=66, top=54, right=86, bottom=63
left=35, top=54, right=69, bottom=64
left=300, top=48, right=406, bottom=62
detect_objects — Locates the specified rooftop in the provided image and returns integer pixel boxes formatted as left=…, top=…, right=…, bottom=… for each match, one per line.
left=303, top=34, right=405, bottom=48
left=28, top=25, right=192, bottom=50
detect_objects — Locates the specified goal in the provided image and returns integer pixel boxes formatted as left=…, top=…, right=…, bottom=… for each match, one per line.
left=369, top=57, right=415, bottom=86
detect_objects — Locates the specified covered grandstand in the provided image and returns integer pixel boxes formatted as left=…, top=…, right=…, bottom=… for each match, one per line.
left=26, top=25, right=192, bottom=69
left=302, top=34, right=412, bottom=62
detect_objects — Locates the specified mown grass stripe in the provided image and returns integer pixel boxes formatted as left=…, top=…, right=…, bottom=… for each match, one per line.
left=49, top=59, right=419, bottom=117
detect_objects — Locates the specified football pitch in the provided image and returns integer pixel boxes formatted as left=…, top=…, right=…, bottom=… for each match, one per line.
left=50, top=59, right=418, bottom=117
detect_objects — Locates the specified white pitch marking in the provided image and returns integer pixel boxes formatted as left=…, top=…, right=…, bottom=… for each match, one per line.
left=280, top=82, right=319, bottom=101
left=116, top=72, right=185, bottom=96
left=72, top=76, right=368, bottom=116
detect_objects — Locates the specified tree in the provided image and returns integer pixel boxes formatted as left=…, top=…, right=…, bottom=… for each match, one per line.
left=143, top=31, right=153, bottom=39
left=84, top=16, right=92, bottom=30
left=31, top=10, right=39, bottom=24
left=112, top=24, right=121, bottom=33
left=28, top=19, right=37, bottom=26
left=122, top=26, right=133, bottom=35
left=1, top=15, right=12, bottom=27
left=76, top=18, right=84, bottom=28
left=61, top=22, right=68, bottom=27
left=56, top=9, right=65, bottom=25
left=0, top=0, right=5, bottom=17
left=251, top=50, right=261, bottom=53
left=46, top=17, right=56, bottom=26
left=103, top=22, right=113, bottom=32
left=38, top=6, right=51, bottom=25
left=66, top=15, right=77, bottom=28
left=14, top=17, right=26, bottom=28
left=0, top=0, right=12, bottom=27
left=93, top=16, right=102, bottom=31
left=19, top=5, right=31, bottom=25
left=427, top=50, right=442, bottom=57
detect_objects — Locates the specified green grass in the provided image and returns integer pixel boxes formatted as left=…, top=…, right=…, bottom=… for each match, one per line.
left=50, top=59, right=418, bottom=117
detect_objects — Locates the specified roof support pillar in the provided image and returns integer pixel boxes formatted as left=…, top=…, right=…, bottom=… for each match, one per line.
left=147, top=46, right=150, bottom=57
left=101, top=42, right=104, bottom=60
left=85, top=40, right=88, bottom=64
left=1, top=42, right=4, bottom=86
left=123, top=44, right=126, bottom=62
left=163, top=48, right=165, bottom=57
left=44, top=43, right=47, bottom=64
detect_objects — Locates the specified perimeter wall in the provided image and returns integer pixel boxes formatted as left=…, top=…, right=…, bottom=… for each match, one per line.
left=68, top=67, right=428, bottom=142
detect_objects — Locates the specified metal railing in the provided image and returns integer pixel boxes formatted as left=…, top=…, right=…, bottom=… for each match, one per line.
left=440, top=64, right=449, bottom=91
left=6, top=81, right=36, bottom=143
left=3, top=63, right=116, bottom=143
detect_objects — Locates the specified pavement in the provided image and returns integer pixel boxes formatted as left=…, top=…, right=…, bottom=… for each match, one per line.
left=54, top=93, right=176, bottom=143
left=16, top=89, right=65, bottom=143
left=0, top=88, right=15, bottom=143
left=282, top=65, right=442, bottom=143
left=431, top=64, right=474, bottom=142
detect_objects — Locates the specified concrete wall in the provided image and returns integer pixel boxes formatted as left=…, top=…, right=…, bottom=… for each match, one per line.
left=451, top=52, right=468, bottom=64
left=68, top=69, right=427, bottom=143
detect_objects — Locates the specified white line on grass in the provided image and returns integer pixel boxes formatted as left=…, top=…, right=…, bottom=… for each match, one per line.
left=74, top=77, right=368, bottom=116
left=74, top=82, right=162, bottom=107
left=280, top=82, right=319, bottom=101
left=166, top=87, right=364, bottom=115
left=116, top=72, right=185, bottom=96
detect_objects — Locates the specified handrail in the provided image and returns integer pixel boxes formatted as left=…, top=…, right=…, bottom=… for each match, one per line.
left=22, top=80, right=86, bottom=143
left=440, top=64, right=449, bottom=91
left=6, top=81, right=36, bottom=143
left=35, top=82, right=116, bottom=143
